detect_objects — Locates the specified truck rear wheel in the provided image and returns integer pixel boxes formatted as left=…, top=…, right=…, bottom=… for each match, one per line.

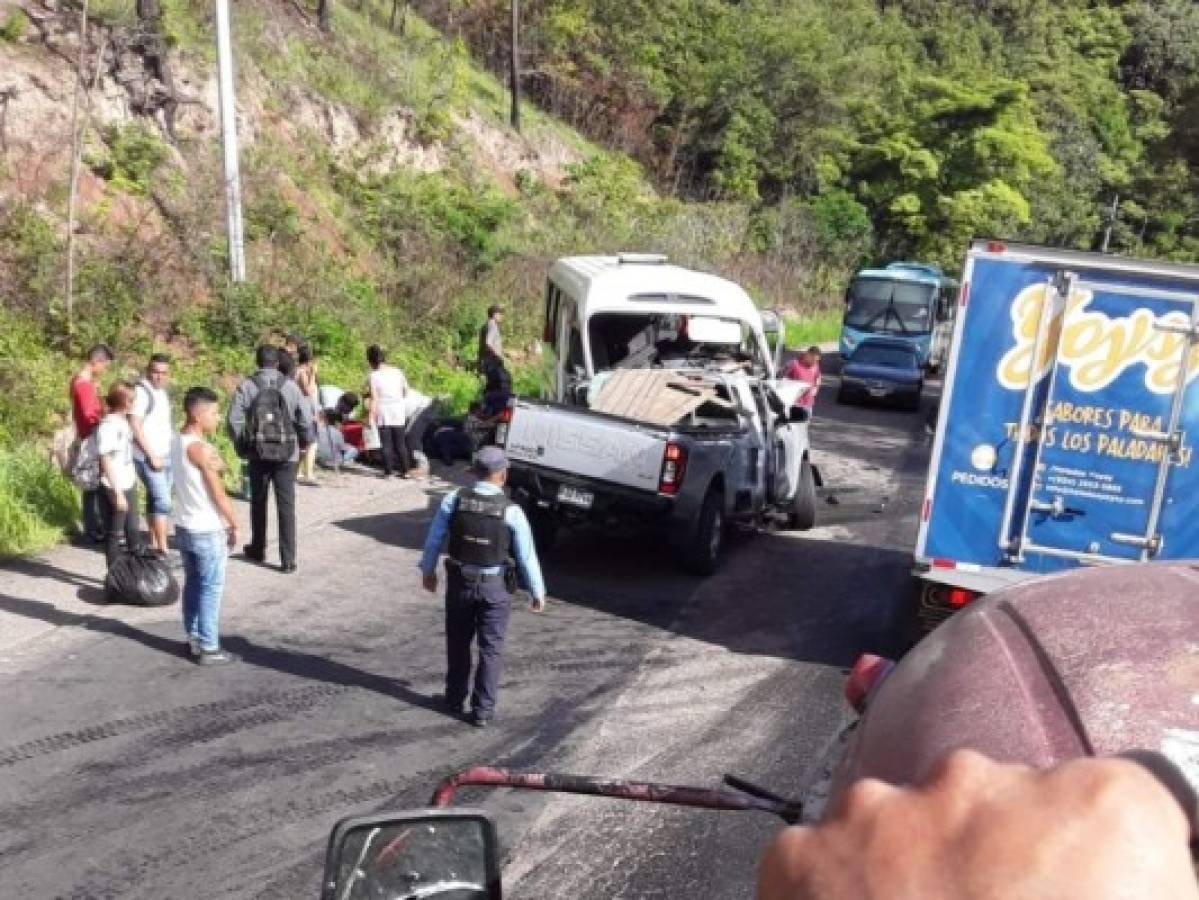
left=788, top=457, right=818, bottom=530
left=681, top=486, right=724, bottom=575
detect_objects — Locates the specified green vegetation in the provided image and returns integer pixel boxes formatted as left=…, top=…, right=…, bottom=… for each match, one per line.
left=0, top=448, right=80, bottom=557
left=9, top=0, right=1199, bottom=554
left=0, top=8, right=28, bottom=42
left=785, top=313, right=842, bottom=351
left=430, top=0, right=1199, bottom=268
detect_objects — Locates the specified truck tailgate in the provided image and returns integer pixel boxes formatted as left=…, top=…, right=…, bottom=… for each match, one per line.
left=504, top=401, right=666, bottom=492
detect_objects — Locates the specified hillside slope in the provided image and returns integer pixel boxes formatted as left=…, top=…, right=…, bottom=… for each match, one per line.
left=0, top=0, right=844, bottom=555
left=418, top=0, right=1199, bottom=267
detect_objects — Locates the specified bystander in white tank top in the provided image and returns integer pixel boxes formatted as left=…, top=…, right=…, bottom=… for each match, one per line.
left=171, top=434, right=224, bottom=533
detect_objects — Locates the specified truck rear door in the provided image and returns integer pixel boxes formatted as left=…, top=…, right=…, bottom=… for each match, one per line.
left=998, top=273, right=1199, bottom=565
left=504, top=401, right=667, bottom=493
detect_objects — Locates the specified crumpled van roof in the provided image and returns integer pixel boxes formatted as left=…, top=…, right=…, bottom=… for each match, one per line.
left=549, top=255, right=761, bottom=324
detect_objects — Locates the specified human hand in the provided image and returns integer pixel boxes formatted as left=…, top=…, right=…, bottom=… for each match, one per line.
left=756, top=751, right=1197, bottom=900
left=149, top=454, right=164, bottom=472
left=114, top=492, right=128, bottom=513
left=422, top=573, right=438, bottom=594
left=225, top=525, right=238, bottom=550
left=529, top=596, right=546, bottom=613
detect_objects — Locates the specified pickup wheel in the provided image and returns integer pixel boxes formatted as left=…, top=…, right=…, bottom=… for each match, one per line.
left=681, top=486, right=724, bottom=575
left=788, top=456, right=818, bottom=530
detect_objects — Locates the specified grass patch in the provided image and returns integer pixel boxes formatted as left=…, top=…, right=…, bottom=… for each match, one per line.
left=0, top=447, right=80, bottom=558
left=785, top=310, right=842, bottom=349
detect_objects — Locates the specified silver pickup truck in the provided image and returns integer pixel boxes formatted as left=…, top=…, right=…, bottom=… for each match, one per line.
left=499, top=254, right=818, bottom=573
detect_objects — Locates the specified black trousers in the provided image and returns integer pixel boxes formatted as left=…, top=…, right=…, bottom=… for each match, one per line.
left=404, top=405, right=437, bottom=463
left=99, top=486, right=142, bottom=567
left=379, top=425, right=413, bottom=476
left=444, top=569, right=512, bottom=718
left=247, top=459, right=297, bottom=566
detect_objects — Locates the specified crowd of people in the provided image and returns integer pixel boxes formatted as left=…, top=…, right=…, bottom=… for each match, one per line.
left=62, top=311, right=518, bottom=668
left=53, top=322, right=1199, bottom=891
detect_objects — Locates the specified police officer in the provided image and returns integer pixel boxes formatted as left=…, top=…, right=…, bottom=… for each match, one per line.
left=419, top=446, right=546, bottom=727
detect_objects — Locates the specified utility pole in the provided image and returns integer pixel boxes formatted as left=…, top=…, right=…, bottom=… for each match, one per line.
left=509, top=0, right=521, bottom=133
left=214, top=0, right=246, bottom=282
left=1100, top=193, right=1119, bottom=255
left=64, top=0, right=90, bottom=351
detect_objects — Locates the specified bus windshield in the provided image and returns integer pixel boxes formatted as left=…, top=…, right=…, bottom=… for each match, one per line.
left=845, top=278, right=936, bottom=335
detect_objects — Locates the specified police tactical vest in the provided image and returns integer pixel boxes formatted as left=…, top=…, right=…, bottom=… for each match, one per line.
left=448, top=489, right=512, bottom=568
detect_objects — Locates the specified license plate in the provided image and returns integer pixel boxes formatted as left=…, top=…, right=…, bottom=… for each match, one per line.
left=557, top=484, right=594, bottom=509
left=868, top=386, right=891, bottom=398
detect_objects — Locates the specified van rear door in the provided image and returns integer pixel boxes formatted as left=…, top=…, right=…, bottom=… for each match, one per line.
left=998, top=273, right=1199, bottom=565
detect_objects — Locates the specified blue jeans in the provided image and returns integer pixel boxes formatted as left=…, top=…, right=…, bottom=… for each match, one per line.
left=177, top=527, right=228, bottom=652
left=134, top=457, right=174, bottom=518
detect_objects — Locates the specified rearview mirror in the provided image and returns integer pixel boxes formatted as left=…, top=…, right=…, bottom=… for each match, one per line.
left=322, top=809, right=501, bottom=900
left=758, top=309, right=782, bottom=336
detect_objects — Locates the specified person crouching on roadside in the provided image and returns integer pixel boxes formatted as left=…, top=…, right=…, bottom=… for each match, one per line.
left=173, top=387, right=240, bottom=665
left=96, top=382, right=143, bottom=567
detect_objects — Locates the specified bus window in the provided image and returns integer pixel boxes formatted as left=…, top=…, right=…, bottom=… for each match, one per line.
left=845, top=278, right=936, bottom=335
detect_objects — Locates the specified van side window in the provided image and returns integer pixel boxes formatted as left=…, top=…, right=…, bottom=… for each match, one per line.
left=567, top=327, right=586, bottom=373
left=544, top=283, right=562, bottom=345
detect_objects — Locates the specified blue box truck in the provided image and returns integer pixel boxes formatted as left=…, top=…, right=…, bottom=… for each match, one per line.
left=914, top=240, right=1199, bottom=629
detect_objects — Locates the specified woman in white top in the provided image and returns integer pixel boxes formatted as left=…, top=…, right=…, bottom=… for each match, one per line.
left=366, top=344, right=414, bottom=477
left=96, top=383, right=143, bottom=566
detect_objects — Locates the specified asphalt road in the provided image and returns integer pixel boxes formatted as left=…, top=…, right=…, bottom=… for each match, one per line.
left=0, top=374, right=935, bottom=899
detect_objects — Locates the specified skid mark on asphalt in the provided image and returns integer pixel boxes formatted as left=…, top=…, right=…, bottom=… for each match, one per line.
left=0, top=683, right=351, bottom=767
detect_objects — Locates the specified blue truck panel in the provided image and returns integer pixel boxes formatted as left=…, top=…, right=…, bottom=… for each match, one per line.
left=918, top=243, right=1199, bottom=585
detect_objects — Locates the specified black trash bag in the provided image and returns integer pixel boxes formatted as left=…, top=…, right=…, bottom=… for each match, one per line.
left=105, top=551, right=180, bottom=607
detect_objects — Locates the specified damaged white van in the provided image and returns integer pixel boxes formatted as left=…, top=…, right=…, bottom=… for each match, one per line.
left=499, top=254, right=818, bottom=574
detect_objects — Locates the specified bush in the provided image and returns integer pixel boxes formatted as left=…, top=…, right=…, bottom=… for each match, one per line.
left=0, top=9, right=28, bottom=42
left=0, top=308, right=71, bottom=447
left=87, top=125, right=171, bottom=197
left=0, top=447, right=80, bottom=558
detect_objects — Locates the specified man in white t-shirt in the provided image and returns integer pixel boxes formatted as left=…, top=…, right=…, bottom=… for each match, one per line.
left=130, top=354, right=174, bottom=555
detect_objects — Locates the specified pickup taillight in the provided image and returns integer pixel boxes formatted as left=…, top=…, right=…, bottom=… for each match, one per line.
left=658, top=442, right=687, bottom=495
left=495, top=405, right=514, bottom=444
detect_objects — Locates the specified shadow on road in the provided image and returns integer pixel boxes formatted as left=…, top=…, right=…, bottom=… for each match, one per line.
left=219, top=635, right=450, bottom=715
left=3, top=557, right=104, bottom=591
left=333, top=488, right=448, bottom=550
left=542, top=528, right=916, bottom=667
left=0, top=591, right=454, bottom=719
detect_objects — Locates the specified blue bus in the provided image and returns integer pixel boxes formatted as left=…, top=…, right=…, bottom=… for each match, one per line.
left=839, top=262, right=959, bottom=370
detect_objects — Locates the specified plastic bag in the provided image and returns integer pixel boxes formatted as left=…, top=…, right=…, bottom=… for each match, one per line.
left=105, top=551, right=180, bottom=607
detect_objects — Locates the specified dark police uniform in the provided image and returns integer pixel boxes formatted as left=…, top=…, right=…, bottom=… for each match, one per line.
left=443, top=487, right=517, bottom=720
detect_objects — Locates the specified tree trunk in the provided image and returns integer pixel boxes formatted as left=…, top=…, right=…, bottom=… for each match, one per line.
left=509, top=0, right=520, bottom=132
left=317, top=0, right=330, bottom=32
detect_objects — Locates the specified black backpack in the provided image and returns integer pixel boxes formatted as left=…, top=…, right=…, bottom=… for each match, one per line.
left=245, top=374, right=297, bottom=462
